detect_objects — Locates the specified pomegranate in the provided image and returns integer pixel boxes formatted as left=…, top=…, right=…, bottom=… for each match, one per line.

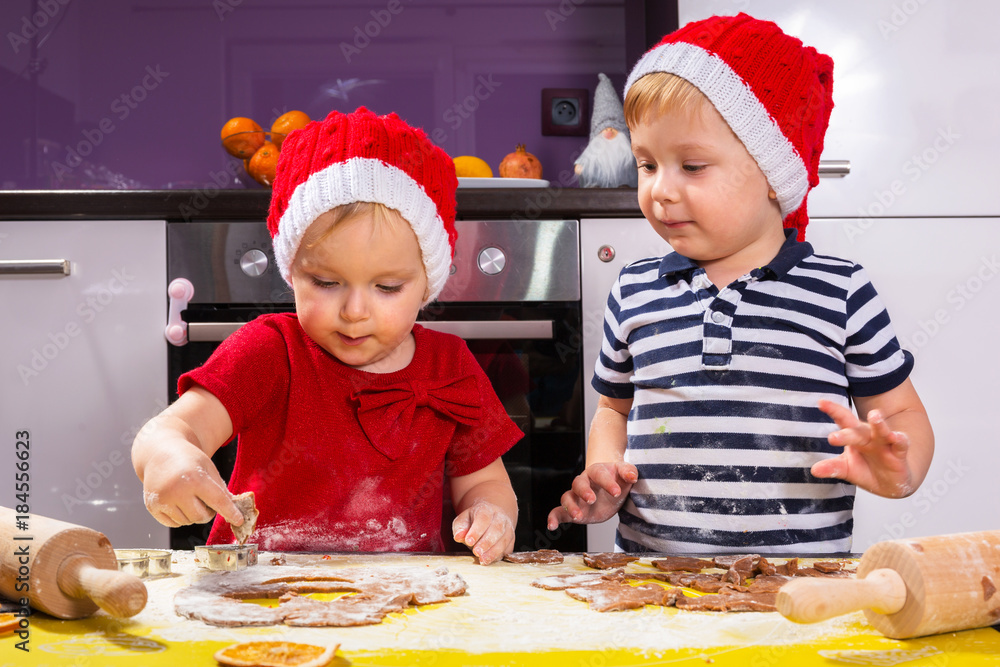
left=499, top=144, right=543, bottom=179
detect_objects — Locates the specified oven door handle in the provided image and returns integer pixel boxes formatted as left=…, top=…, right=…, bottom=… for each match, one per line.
left=419, top=319, right=554, bottom=340
left=185, top=319, right=555, bottom=342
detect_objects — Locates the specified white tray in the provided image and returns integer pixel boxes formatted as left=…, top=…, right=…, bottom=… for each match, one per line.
left=457, top=177, right=550, bottom=188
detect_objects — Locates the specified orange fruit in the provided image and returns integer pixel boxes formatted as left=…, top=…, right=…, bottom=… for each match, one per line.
left=247, top=142, right=280, bottom=187
left=0, top=613, right=20, bottom=635
left=221, top=117, right=265, bottom=159
left=214, top=641, right=338, bottom=667
left=453, top=155, right=493, bottom=178
left=270, top=110, right=311, bottom=149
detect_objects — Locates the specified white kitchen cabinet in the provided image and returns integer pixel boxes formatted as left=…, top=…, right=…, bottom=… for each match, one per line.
left=580, top=218, right=670, bottom=551
left=0, top=220, right=169, bottom=548
left=581, top=217, right=1000, bottom=552
left=808, top=217, right=1000, bottom=550
left=678, top=0, right=1000, bottom=218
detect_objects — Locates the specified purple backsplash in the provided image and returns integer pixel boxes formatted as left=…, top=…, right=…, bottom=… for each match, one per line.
left=0, top=0, right=628, bottom=191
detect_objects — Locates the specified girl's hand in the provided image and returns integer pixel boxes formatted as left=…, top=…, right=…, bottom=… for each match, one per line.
left=140, top=440, right=241, bottom=528
left=452, top=500, right=514, bottom=565
left=546, top=461, right=638, bottom=530
left=811, top=399, right=915, bottom=497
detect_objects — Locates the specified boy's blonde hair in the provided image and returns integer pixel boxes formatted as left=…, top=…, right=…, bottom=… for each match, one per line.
left=623, top=72, right=709, bottom=129
left=620, top=13, right=835, bottom=238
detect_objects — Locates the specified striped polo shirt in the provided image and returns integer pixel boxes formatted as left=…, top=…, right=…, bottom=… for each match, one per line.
left=593, top=231, right=913, bottom=554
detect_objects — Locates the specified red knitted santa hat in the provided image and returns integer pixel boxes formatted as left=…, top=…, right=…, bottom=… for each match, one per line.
left=624, top=13, right=834, bottom=240
left=267, top=107, right=458, bottom=303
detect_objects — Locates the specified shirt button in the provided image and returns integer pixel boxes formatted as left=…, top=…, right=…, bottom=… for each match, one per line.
left=711, top=311, right=725, bottom=323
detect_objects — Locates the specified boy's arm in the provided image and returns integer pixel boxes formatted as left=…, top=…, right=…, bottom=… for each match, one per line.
left=547, top=394, right=636, bottom=529
left=449, top=458, right=518, bottom=565
left=811, top=378, right=934, bottom=498
left=132, top=385, right=244, bottom=527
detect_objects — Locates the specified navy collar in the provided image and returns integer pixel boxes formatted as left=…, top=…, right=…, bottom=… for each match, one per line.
left=658, top=228, right=813, bottom=281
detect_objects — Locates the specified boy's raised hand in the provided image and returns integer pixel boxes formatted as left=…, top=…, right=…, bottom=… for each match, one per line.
left=810, top=399, right=915, bottom=497
left=452, top=500, right=514, bottom=566
left=546, top=461, right=638, bottom=530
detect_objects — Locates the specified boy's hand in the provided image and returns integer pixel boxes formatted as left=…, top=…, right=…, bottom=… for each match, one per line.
left=811, top=400, right=915, bottom=497
left=452, top=500, right=514, bottom=565
left=546, top=461, right=638, bottom=530
left=140, top=439, right=242, bottom=528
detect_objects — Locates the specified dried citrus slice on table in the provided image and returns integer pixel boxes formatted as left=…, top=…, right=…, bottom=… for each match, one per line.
left=0, top=613, right=20, bottom=634
left=214, top=641, right=338, bottom=667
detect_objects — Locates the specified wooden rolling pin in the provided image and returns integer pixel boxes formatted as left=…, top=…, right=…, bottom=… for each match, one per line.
left=777, top=530, right=1000, bottom=638
left=0, top=507, right=147, bottom=619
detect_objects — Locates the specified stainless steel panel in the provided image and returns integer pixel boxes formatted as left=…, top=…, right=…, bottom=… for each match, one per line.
left=168, top=219, right=580, bottom=305
left=440, top=219, right=580, bottom=302
left=168, top=222, right=291, bottom=305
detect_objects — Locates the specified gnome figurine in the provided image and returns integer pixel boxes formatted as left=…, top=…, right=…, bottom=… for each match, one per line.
left=574, top=73, right=637, bottom=188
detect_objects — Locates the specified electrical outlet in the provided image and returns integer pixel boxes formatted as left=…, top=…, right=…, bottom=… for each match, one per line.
left=541, top=88, right=588, bottom=136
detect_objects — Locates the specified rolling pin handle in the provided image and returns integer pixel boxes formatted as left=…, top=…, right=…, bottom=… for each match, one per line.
left=777, top=568, right=907, bottom=624
left=56, top=554, right=148, bottom=618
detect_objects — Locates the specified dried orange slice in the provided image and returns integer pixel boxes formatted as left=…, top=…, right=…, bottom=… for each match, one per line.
left=0, top=613, right=20, bottom=635
left=214, top=641, right=338, bottom=667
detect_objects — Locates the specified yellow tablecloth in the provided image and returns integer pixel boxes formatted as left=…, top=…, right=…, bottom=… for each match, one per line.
left=3, top=552, right=999, bottom=666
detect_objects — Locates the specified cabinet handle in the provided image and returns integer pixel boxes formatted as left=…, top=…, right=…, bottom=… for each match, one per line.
left=0, top=259, right=71, bottom=276
left=818, top=160, right=850, bottom=177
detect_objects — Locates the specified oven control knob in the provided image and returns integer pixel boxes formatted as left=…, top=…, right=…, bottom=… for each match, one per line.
left=240, top=248, right=269, bottom=277
left=477, top=247, right=506, bottom=275
left=598, top=245, right=616, bottom=262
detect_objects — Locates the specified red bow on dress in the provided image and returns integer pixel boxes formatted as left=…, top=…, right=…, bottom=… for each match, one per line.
left=351, top=375, right=482, bottom=460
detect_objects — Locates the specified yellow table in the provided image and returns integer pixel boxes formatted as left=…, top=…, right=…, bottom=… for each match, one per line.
left=3, top=552, right=999, bottom=666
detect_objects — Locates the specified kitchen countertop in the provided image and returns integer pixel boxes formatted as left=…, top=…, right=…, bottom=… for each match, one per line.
left=8, top=551, right=1000, bottom=666
left=0, top=188, right=643, bottom=222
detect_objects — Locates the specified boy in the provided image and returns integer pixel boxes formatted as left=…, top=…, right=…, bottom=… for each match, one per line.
left=548, top=14, right=933, bottom=553
left=133, top=108, right=521, bottom=564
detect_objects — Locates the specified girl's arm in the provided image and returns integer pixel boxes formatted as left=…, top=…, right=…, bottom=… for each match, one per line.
left=131, top=385, right=244, bottom=527
left=449, top=458, right=518, bottom=565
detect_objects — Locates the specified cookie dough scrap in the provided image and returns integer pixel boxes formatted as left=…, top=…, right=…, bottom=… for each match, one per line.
left=676, top=591, right=778, bottom=612
left=175, top=565, right=466, bottom=627
left=533, top=555, right=857, bottom=613
left=651, top=556, right=715, bottom=573
left=231, top=491, right=259, bottom=546
left=503, top=549, right=564, bottom=564
left=565, top=581, right=685, bottom=612
left=582, top=553, right=640, bottom=569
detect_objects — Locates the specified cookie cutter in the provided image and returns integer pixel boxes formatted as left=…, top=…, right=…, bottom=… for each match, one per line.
left=194, top=544, right=258, bottom=571
left=114, top=549, right=172, bottom=578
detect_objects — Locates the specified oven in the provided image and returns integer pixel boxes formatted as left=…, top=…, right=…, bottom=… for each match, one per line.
left=166, top=219, right=586, bottom=553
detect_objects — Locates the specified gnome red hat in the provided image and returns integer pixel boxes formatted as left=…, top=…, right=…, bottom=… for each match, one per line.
left=624, top=13, right=834, bottom=240
left=267, top=107, right=458, bottom=303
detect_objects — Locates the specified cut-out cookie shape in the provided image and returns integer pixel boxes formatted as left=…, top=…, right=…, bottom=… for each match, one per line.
left=174, top=565, right=466, bottom=627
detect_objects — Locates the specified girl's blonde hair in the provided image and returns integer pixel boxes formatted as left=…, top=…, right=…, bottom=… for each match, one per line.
left=302, top=202, right=410, bottom=250
left=624, top=72, right=710, bottom=129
